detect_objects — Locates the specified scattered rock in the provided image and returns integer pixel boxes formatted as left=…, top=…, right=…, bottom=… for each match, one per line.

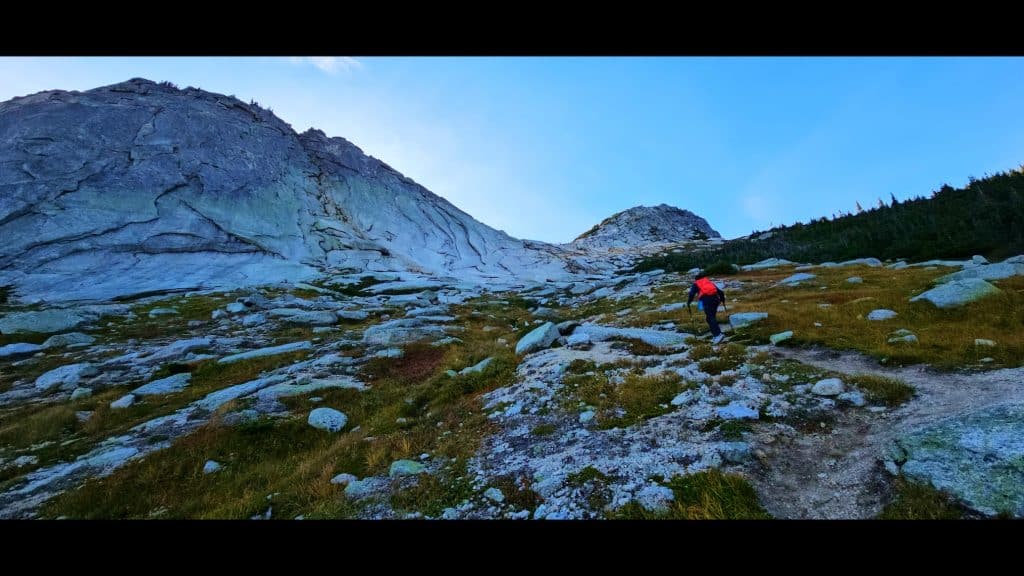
left=837, top=391, right=867, bottom=407
left=133, top=373, right=192, bottom=396
left=337, top=310, right=369, bottom=321
left=741, top=258, right=793, bottom=271
left=936, top=262, right=1024, bottom=284
left=579, top=410, right=596, bottom=424
left=41, top=332, right=96, bottom=349
left=308, top=408, right=347, bottom=432
left=110, top=394, right=136, bottom=409
left=566, top=332, right=591, bottom=347
left=218, top=341, right=312, bottom=364
left=515, top=322, right=560, bottom=355
left=484, top=488, right=505, bottom=503
left=635, top=484, right=676, bottom=512
left=975, top=339, right=997, bottom=347
left=203, top=460, right=222, bottom=474
left=777, top=273, right=816, bottom=286
left=0, top=342, right=44, bottom=358
left=70, top=387, right=93, bottom=401
left=0, top=309, right=89, bottom=334
left=241, top=313, right=267, bottom=327
left=330, top=473, right=358, bottom=486
left=729, top=312, right=768, bottom=329
left=888, top=334, right=918, bottom=344
left=459, top=357, right=494, bottom=376
left=569, top=282, right=596, bottom=295
left=389, top=459, right=426, bottom=477
left=910, top=279, right=1002, bottom=309
left=846, top=277, right=863, bottom=284
left=226, top=302, right=247, bottom=314
left=670, top=390, right=696, bottom=406
left=35, top=363, right=98, bottom=391
left=572, top=323, right=686, bottom=348
left=769, top=331, right=793, bottom=345
left=148, top=308, right=178, bottom=318
left=867, top=309, right=898, bottom=321
left=716, top=402, right=759, bottom=420
left=811, top=378, right=845, bottom=397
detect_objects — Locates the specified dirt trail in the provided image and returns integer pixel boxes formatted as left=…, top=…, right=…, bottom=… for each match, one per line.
left=745, top=346, right=1024, bottom=519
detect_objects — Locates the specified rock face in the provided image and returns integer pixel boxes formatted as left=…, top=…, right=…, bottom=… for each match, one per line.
left=0, top=78, right=586, bottom=303
left=570, top=204, right=720, bottom=252
left=890, top=403, right=1024, bottom=517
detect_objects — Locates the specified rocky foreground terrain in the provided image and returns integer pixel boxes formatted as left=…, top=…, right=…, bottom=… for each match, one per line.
left=1, top=254, right=1022, bottom=519
left=1, top=79, right=1022, bottom=519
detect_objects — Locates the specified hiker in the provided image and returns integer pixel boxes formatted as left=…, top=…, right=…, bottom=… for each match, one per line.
left=687, top=272, right=727, bottom=344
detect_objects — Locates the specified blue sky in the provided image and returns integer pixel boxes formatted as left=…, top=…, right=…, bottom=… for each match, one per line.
left=3, top=56, right=1023, bottom=242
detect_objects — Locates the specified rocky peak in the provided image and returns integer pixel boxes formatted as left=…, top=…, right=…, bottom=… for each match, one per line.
left=571, top=204, right=720, bottom=251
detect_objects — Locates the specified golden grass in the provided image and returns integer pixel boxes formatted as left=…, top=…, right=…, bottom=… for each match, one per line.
left=563, top=363, right=687, bottom=430
left=612, top=469, right=771, bottom=519
left=41, top=294, right=530, bottom=519
left=724, top=265, right=1024, bottom=368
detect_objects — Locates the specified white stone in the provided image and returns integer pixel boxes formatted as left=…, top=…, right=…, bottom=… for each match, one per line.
left=218, top=341, right=312, bottom=364
left=717, top=402, right=759, bottom=420
left=35, top=363, right=98, bottom=391
left=70, top=387, right=93, bottom=401
left=729, top=312, right=768, bottom=329
left=0, top=342, right=44, bottom=358
left=330, top=473, right=358, bottom=485
left=389, top=460, right=426, bottom=477
left=110, top=394, right=136, bottom=409
left=41, top=332, right=95, bottom=349
left=812, top=378, right=845, bottom=396
left=867, top=309, right=898, bottom=321
left=133, top=373, right=192, bottom=396
left=515, top=322, right=561, bottom=355
left=308, top=408, right=347, bottom=432
left=910, top=279, right=1002, bottom=309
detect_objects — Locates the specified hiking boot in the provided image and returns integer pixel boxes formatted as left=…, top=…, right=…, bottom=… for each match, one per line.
left=712, top=334, right=725, bottom=345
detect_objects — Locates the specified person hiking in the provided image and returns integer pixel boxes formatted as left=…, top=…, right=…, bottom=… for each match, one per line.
left=687, top=271, right=727, bottom=344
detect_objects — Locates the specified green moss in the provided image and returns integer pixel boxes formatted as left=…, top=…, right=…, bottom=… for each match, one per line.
left=717, top=420, right=754, bottom=440
left=531, top=423, right=557, bottom=436
left=877, top=477, right=966, bottom=519
left=490, top=474, right=543, bottom=513
left=566, top=466, right=611, bottom=487
left=389, top=460, right=475, bottom=517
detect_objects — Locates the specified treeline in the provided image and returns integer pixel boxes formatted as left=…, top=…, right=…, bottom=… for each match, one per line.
left=635, top=167, right=1024, bottom=273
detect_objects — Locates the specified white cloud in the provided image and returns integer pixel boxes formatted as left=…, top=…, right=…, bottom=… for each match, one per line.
left=288, top=57, right=363, bottom=74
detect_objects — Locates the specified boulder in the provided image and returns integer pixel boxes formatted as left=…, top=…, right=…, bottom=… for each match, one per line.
left=910, top=279, right=1002, bottom=309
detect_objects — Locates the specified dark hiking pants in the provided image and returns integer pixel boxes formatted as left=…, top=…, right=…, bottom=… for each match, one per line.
left=700, top=295, right=721, bottom=337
